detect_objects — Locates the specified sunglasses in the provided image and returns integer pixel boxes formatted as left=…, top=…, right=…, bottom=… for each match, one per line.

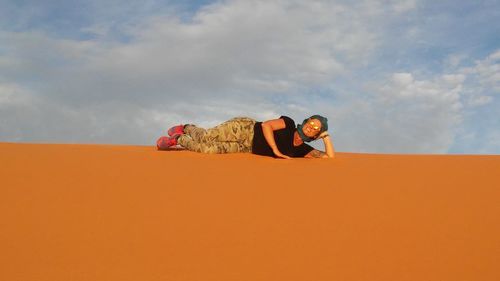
left=308, top=121, right=321, bottom=131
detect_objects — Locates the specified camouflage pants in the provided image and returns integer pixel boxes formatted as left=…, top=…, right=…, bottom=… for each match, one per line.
left=177, top=117, right=256, bottom=154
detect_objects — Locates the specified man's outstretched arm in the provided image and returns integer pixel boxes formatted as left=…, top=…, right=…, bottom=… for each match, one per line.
left=304, top=134, right=335, bottom=158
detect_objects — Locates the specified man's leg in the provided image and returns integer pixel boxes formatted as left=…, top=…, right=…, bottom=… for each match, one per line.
left=184, top=117, right=256, bottom=145
left=178, top=117, right=256, bottom=154
left=177, top=136, right=250, bottom=154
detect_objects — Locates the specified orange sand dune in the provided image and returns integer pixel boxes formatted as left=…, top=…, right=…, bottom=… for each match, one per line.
left=1, top=142, right=499, bottom=281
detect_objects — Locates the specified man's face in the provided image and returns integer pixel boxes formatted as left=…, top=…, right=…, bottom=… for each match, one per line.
left=302, top=118, right=322, bottom=138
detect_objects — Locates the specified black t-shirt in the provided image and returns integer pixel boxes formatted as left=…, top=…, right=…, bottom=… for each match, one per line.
left=251, top=115, right=314, bottom=158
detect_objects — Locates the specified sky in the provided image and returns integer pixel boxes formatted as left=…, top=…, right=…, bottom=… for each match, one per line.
left=0, top=0, right=499, bottom=154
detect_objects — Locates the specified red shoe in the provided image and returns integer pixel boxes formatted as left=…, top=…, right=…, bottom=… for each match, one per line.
left=168, top=125, right=184, bottom=136
left=156, top=134, right=181, bottom=150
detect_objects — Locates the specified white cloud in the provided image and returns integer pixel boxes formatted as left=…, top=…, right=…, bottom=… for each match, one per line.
left=329, top=72, right=465, bottom=153
left=467, top=95, right=493, bottom=107
left=79, top=0, right=384, bottom=104
left=444, top=53, right=468, bottom=69
left=489, top=50, right=500, bottom=61
left=2, top=0, right=405, bottom=145
left=378, top=73, right=464, bottom=103
left=2, top=0, right=499, bottom=154
left=392, top=0, right=417, bottom=13
left=0, top=83, right=27, bottom=104
left=457, top=49, right=500, bottom=107
left=391, top=72, right=414, bottom=87
left=461, top=49, right=500, bottom=91
left=328, top=49, right=500, bottom=153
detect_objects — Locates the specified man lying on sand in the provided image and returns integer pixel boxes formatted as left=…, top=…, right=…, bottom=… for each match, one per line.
left=157, top=115, right=334, bottom=159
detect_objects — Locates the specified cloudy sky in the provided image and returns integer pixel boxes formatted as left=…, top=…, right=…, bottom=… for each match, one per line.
left=1, top=0, right=499, bottom=154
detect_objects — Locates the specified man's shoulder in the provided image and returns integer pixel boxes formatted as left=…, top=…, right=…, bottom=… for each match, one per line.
left=279, top=115, right=295, bottom=128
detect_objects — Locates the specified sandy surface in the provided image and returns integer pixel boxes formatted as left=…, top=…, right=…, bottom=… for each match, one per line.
left=1, top=142, right=500, bottom=281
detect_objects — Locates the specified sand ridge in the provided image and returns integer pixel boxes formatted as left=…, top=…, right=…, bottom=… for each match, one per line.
left=1, top=142, right=499, bottom=281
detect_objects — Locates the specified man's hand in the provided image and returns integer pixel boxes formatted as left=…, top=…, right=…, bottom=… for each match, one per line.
left=273, top=148, right=292, bottom=159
